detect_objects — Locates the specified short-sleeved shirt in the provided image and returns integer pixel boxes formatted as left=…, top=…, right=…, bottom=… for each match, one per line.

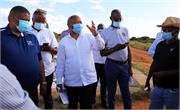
left=153, top=40, right=179, bottom=88
left=1, top=25, right=42, bottom=89
left=29, top=27, right=58, bottom=76
left=100, top=26, right=129, bottom=61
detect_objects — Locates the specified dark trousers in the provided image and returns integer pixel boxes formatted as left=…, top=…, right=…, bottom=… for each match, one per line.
left=65, top=83, right=95, bottom=109
left=25, top=86, right=39, bottom=106
left=93, top=63, right=107, bottom=108
left=105, top=59, right=131, bottom=109
left=43, top=73, right=53, bottom=109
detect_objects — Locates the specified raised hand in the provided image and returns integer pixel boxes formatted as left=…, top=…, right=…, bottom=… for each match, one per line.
left=86, top=21, right=98, bottom=36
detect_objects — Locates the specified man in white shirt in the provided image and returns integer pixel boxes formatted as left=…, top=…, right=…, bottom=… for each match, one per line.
left=0, top=64, right=38, bottom=110
left=92, top=23, right=107, bottom=108
left=100, top=9, right=133, bottom=109
left=29, top=9, right=58, bottom=109
left=56, top=15, right=105, bottom=109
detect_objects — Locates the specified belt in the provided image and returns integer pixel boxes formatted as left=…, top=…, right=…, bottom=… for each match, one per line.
left=107, top=58, right=128, bottom=65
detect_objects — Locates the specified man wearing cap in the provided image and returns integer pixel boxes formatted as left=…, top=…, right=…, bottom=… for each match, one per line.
left=100, top=9, right=133, bottom=109
left=145, top=17, right=179, bottom=109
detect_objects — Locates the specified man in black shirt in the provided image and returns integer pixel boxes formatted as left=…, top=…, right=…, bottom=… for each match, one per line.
left=145, top=17, right=179, bottom=109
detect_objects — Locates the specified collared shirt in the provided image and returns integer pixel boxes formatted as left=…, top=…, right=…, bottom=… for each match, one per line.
left=56, top=33, right=105, bottom=86
left=100, top=26, right=129, bottom=61
left=93, top=29, right=106, bottom=64
left=1, top=25, right=41, bottom=89
left=29, top=27, right=58, bottom=76
left=152, top=40, right=179, bottom=88
left=148, top=32, right=164, bottom=57
left=0, top=64, right=38, bottom=110
left=93, top=49, right=106, bottom=64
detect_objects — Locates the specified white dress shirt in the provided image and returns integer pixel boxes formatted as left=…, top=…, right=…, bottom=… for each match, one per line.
left=93, top=30, right=106, bottom=64
left=100, top=26, right=129, bottom=61
left=148, top=32, right=164, bottom=57
left=29, top=27, right=58, bottom=76
left=0, top=64, right=38, bottom=110
left=93, top=50, right=106, bottom=64
left=56, top=33, right=105, bottom=87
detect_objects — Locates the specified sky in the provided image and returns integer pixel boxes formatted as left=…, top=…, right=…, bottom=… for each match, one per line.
left=0, top=0, right=180, bottom=38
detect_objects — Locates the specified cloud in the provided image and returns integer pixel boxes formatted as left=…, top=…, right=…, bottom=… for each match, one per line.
left=0, top=8, right=10, bottom=28
left=46, top=12, right=95, bottom=34
left=91, top=4, right=105, bottom=13
left=88, top=0, right=106, bottom=13
left=46, top=14, right=67, bottom=33
left=48, top=0, right=79, bottom=7
left=47, top=11, right=97, bottom=34
left=51, top=0, right=79, bottom=3
left=8, top=0, right=41, bottom=7
left=88, top=0, right=102, bottom=4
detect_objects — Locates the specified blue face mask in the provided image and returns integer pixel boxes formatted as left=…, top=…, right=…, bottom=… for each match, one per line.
left=112, top=21, right=121, bottom=28
left=34, top=22, right=46, bottom=30
left=162, top=32, right=173, bottom=41
left=72, top=23, right=83, bottom=34
left=17, top=20, right=30, bottom=32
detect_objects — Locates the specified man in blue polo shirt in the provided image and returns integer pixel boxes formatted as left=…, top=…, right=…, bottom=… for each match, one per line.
left=0, top=6, right=46, bottom=106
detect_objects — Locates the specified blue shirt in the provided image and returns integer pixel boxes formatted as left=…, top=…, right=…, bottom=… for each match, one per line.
left=1, top=25, right=42, bottom=89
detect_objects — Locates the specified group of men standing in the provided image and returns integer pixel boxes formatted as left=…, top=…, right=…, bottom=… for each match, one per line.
left=56, top=9, right=133, bottom=109
left=0, top=5, right=179, bottom=110
left=1, top=6, right=58, bottom=109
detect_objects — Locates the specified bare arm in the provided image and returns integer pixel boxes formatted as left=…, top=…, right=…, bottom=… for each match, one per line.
left=128, top=46, right=133, bottom=76
left=144, top=62, right=155, bottom=92
left=39, top=60, right=47, bottom=95
left=100, top=43, right=128, bottom=56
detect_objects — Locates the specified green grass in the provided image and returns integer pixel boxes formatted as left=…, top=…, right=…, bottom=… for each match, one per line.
left=129, top=41, right=152, bottom=51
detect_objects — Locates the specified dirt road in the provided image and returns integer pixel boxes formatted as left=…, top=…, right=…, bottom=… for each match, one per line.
left=131, top=47, right=153, bottom=73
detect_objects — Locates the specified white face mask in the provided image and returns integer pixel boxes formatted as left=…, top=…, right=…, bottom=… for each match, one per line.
left=34, top=22, right=46, bottom=30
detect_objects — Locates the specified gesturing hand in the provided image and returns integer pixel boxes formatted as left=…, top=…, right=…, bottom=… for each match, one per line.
left=86, top=21, right=98, bottom=37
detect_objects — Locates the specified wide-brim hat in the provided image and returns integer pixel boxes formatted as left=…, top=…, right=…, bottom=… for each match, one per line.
left=157, top=17, right=180, bottom=28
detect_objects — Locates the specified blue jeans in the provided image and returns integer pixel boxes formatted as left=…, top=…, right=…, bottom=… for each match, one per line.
left=150, top=86, right=179, bottom=109
left=105, top=59, right=131, bottom=109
